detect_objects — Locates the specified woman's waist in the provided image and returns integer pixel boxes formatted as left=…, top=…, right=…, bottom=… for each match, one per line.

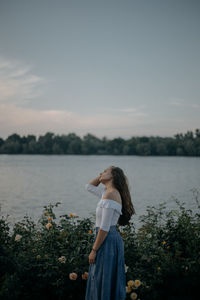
left=95, top=225, right=117, bottom=234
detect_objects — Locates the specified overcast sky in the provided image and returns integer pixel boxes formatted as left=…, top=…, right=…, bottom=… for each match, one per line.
left=0, top=0, right=199, bottom=140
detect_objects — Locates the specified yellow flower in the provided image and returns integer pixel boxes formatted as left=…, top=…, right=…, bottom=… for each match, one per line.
left=126, top=286, right=132, bottom=293
left=15, top=234, right=22, bottom=242
left=46, top=222, right=52, bottom=229
left=82, top=272, right=88, bottom=280
left=134, top=280, right=141, bottom=288
left=131, top=283, right=137, bottom=290
left=69, top=272, right=78, bottom=280
left=69, top=213, right=78, bottom=218
left=130, top=292, right=137, bottom=299
left=162, top=241, right=166, bottom=245
left=157, top=266, right=161, bottom=271
left=127, top=280, right=135, bottom=287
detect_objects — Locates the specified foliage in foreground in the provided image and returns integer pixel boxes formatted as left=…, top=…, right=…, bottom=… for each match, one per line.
left=0, top=188, right=200, bottom=300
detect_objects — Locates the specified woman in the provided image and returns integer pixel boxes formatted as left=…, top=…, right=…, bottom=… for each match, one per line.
left=85, top=165, right=135, bottom=300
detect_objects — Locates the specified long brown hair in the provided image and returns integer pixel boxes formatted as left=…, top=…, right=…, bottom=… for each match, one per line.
left=110, top=166, right=135, bottom=226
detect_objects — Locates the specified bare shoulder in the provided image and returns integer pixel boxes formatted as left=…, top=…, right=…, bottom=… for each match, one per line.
left=102, top=189, right=122, bottom=204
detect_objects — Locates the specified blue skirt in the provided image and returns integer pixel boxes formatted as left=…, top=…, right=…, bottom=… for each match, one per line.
left=85, top=225, right=126, bottom=300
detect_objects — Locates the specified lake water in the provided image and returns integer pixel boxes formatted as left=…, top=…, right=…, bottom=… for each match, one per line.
left=0, top=155, right=199, bottom=229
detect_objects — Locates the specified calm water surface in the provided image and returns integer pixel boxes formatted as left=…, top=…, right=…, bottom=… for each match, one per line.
left=0, top=155, right=199, bottom=228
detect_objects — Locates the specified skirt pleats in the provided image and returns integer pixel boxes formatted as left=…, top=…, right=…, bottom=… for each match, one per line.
left=85, top=225, right=126, bottom=300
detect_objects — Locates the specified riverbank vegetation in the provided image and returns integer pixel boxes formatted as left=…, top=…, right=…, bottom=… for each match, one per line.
left=0, top=129, right=200, bottom=156
left=0, top=188, right=199, bottom=299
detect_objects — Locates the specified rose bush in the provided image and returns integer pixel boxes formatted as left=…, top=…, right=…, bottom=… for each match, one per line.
left=0, top=189, right=199, bottom=300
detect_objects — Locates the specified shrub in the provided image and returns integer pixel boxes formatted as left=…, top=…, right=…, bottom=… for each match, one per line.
left=123, top=188, right=200, bottom=300
left=0, top=189, right=200, bottom=300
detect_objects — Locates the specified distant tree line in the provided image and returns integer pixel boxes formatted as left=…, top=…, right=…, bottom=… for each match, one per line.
left=0, top=129, right=200, bottom=156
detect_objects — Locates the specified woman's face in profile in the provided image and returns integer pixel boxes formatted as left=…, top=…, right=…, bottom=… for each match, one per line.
left=99, top=166, right=113, bottom=184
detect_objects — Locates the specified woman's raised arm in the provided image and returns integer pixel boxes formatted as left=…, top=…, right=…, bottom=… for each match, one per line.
left=85, top=175, right=105, bottom=198
left=88, top=175, right=101, bottom=186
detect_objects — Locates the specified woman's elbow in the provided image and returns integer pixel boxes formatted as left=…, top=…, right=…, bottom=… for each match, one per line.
left=99, top=228, right=109, bottom=235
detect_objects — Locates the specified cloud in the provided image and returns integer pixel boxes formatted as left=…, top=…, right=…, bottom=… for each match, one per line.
left=169, top=97, right=185, bottom=106
left=0, top=98, right=197, bottom=139
left=169, top=97, right=200, bottom=109
left=0, top=57, right=150, bottom=138
left=96, top=105, right=148, bottom=117
left=1, top=56, right=196, bottom=139
left=0, top=101, right=149, bottom=138
left=0, top=56, right=45, bottom=104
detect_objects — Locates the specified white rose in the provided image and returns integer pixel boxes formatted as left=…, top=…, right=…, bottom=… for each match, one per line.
left=130, top=292, right=137, bottom=300
left=58, top=256, right=66, bottom=263
left=124, top=264, right=129, bottom=273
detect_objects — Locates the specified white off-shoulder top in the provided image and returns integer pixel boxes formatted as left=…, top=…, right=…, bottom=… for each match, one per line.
left=85, top=183, right=122, bottom=232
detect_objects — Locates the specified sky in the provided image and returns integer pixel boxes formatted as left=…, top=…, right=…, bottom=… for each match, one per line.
left=0, top=0, right=199, bottom=140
